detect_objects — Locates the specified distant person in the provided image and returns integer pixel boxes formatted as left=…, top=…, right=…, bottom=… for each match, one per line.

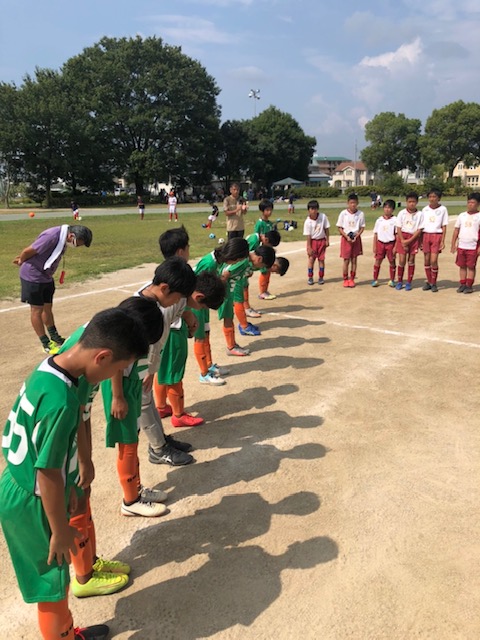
left=203, top=203, right=219, bottom=229
left=336, top=193, right=365, bottom=288
left=223, top=182, right=247, bottom=239
left=394, top=192, right=424, bottom=291
left=303, top=199, right=330, bottom=285
left=421, top=188, right=449, bottom=292
left=288, top=193, right=295, bottom=215
left=450, top=192, right=480, bottom=294
left=71, top=201, right=80, bottom=220
left=137, top=196, right=145, bottom=220
left=370, top=191, right=377, bottom=209
left=13, top=224, right=93, bottom=354
left=371, top=200, right=397, bottom=287
left=168, top=189, right=178, bottom=222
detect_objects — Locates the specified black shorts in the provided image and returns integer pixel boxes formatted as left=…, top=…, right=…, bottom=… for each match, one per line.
left=20, top=278, right=55, bottom=306
left=227, top=230, right=244, bottom=240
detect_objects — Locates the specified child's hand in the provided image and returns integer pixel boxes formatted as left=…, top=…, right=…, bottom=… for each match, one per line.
left=111, top=396, right=128, bottom=420
left=142, top=373, right=154, bottom=393
left=78, top=458, right=95, bottom=490
left=48, top=525, right=81, bottom=566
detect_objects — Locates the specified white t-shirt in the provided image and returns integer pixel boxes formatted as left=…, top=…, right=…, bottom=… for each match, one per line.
left=336, top=209, right=365, bottom=234
left=455, top=211, right=480, bottom=250
left=421, top=204, right=448, bottom=233
left=373, top=215, right=397, bottom=243
left=396, top=209, right=423, bottom=234
left=303, top=213, right=330, bottom=240
left=168, top=196, right=177, bottom=212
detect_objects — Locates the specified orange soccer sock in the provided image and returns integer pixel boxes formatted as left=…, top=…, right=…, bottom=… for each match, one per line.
left=153, top=375, right=168, bottom=411
left=117, top=443, right=140, bottom=504
left=85, top=497, right=97, bottom=559
left=223, top=325, right=236, bottom=350
left=167, top=381, right=184, bottom=417
left=234, top=302, right=248, bottom=329
left=194, top=339, right=209, bottom=376
left=204, top=333, right=213, bottom=368
left=243, top=286, right=250, bottom=310
left=69, top=510, right=94, bottom=579
left=258, top=271, right=270, bottom=295
left=38, top=599, right=74, bottom=640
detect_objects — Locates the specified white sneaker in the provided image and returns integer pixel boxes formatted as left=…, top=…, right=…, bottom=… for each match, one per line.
left=245, top=307, right=262, bottom=318
left=121, top=498, right=168, bottom=517
left=209, top=363, right=230, bottom=377
left=139, top=485, right=168, bottom=503
left=199, top=372, right=226, bottom=386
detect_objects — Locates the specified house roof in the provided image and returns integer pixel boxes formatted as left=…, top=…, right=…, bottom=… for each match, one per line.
left=272, top=177, right=304, bottom=186
left=335, top=161, right=368, bottom=172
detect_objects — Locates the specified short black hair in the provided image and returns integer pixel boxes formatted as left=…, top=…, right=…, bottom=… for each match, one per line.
left=347, top=193, right=359, bottom=202
left=214, top=237, right=249, bottom=263
left=69, top=225, right=92, bottom=247
left=117, top=296, right=164, bottom=345
left=275, top=256, right=290, bottom=276
left=79, top=308, right=148, bottom=361
left=265, top=229, right=281, bottom=247
left=152, top=257, right=196, bottom=297
left=159, top=225, right=189, bottom=258
left=259, top=199, right=274, bottom=212
left=405, top=191, right=419, bottom=201
left=383, top=199, right=396, bottom=209
left=194, top=271, right=226, bottom=310
left=467, top=192, right=480, bottom=203
left=254, top=244, right=275, bottom=269
left=427, top=188, right=442, bottom=198
left=307, top=200, right=319, bottom=210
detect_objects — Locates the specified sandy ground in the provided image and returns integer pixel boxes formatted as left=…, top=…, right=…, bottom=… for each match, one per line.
left=1, top=235, right=480, bottom=640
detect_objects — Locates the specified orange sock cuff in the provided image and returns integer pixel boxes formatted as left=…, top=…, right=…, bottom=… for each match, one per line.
left=259, top=272, right=270, bottom=294
left=194, top=340, right=208, bottom=375
left=234, top=302, right=248, bottom=328
left=167, top=382, right=184, bottom=417
left=69, top=511, right=93, bottom=578
left=117, top=443, right=140, bottom=503
left=153, top=375, right=167, bottom=409
left=38, top=599, right=74, bottom=640
left=243, top=286, right=250, bottom=308
left=204, top=333, right=213, bottom=368
left=223, top=326, right=236, bottom=350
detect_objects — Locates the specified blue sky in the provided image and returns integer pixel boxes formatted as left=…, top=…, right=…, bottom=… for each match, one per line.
left=1, top=0, right=479, bottom=158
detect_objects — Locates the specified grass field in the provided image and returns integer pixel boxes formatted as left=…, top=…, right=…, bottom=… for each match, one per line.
left=0, top=199, right=466, bottom=300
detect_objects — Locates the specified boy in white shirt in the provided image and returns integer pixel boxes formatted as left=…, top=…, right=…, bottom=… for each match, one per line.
left=450, top=192, right=480, bottom=294
left=421, top=188, right=448, bottom=292
left=336, top=193, right=365, bottom=288
left=395, top=192, right=424, bottom=291
left=371, top=199, right=397, bottom=287
left=303, top=200, right=330, bottom=285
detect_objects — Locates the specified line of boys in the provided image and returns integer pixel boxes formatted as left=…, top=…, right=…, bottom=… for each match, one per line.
left=303, top=190, right=480, bottom=293
left=0, top=211, right=293, bottom=639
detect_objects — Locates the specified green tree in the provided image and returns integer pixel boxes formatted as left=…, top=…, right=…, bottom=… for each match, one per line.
left=361, top=112, right=421, bottom=176
left=217, top=119, right=252, bottom=188
left=245, top=106, right=316, bottom=188
left=421, top=101, right=480, bottom=178
left=0, top=82, right=23, bottom=207
left=62, top=36, right=221, bottom=194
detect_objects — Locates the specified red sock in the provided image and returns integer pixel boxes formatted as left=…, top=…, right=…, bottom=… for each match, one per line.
left=350, top=271, right=356, bottom=279
left=466, top=278, right=474, bottom=287
left=397, top=266, right=405, bottom=282
left=373, top=265, right=380, bottom=280
left=425, top=265, right=432, bottom=283
left=431, top=267, right=438, bottom=284
left=389, top=264, right=396, bottom=280
left=407, top=264, right=415, bottom=283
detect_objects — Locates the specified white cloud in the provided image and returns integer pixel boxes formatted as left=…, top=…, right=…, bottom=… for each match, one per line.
left=360, top=37, right=423, bottom=70
left=150, top=14, right=234, bottom=45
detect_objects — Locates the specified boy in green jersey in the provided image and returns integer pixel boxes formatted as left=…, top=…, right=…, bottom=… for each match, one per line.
left=0, top=307, right=149, bottom=640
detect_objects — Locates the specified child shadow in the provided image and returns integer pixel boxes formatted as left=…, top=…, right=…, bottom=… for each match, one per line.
left=228, top=353, right=324, bottom=374
left=107, top=494, right=338, bottom=638
left=160, top=438, right=328, bottom=501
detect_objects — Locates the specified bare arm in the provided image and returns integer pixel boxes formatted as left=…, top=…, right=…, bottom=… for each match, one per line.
left=111, top=370, right=128, bottom=420
left=77, top=416, right=95, bottom=490
left=13, top=245, right=37, bottom=266
left=450, top=228, right=459, bottom=253
left=37, top=468, right=80, bottom=566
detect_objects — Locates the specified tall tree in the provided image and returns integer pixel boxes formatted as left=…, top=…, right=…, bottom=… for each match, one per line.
left=217, top=119, right=252, bottom=188
left=62, top=36, right=221, bottom=194
left=421, top=101, right=480, bottom=178
left=0, top=82, right=23, bottom=206
left=245, top=106, right=316, bottom=188
left=361, top=112, right=421, bottom=176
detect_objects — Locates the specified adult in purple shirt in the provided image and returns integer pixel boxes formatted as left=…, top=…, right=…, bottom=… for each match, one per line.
left=13, top=224, right=93, bottom=353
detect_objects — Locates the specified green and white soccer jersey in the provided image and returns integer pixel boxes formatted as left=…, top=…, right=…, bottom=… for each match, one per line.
left=218, top=258, right=251, bottom=319
left=194, top=250, right=220, bottom=275
left=0, top=358, right=80, bottom=602
left=254, top=218, right=274, bottom=235
left=246, top=233, right=261, bottom=251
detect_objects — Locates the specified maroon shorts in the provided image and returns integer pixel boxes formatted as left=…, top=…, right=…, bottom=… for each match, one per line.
left=375, top=240, right=395, bottom=262
left=395, top=232, right=419, bottom=255
left=311, top=238, right=327, bottom=261
left=456, top=248, right=478, bottom=269
left=422, top=232, right=443, bottom=254
left=340, top=235, right=363, bottom=259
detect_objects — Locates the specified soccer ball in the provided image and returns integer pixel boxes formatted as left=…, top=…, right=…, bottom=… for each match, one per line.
left=288, top=225, right=294, bottom=231
left=77, top=216, right=82, bottom=221
left=202, top=223, right=207, bottom=228
left=29, top=212, right=35, bottom=218
left=218, top=237, right=225, bottom=244
left=209, top=233, right=216, bottom=239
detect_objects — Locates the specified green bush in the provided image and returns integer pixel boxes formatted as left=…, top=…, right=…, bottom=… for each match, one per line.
left=294, top=186, right=342, bottom=199
left=378, top=174, right=405, bottom=196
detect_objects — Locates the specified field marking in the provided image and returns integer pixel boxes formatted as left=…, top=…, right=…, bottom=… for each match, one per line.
left=266, top=312, right=480, bottom=350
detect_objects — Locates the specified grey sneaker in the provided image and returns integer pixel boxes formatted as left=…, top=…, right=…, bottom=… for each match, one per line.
left=226, top=344, right=250, bottom=356
left=139, top=485, right=168, bottom=503
left=430, top=284, right=438, bottom=292
left=148, top=443, right=194, bottom=466
left=307, top=277, right=314, bottom=285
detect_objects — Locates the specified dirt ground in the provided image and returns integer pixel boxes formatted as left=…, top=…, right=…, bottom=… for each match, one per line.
left=1, top=235, right=480, bottom=640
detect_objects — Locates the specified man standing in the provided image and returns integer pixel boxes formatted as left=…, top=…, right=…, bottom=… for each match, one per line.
left=224, top=182, right=247, bottom=239
left=13, top=224, right=93, bottom=353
